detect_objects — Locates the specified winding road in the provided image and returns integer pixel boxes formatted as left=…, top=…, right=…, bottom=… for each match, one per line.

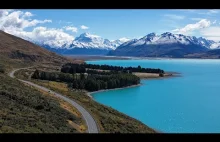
left=9, top=68, right=99, bottom=133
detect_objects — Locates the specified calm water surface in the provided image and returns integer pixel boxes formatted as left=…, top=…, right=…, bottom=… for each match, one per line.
left=87, top=59, right=220, bottom=133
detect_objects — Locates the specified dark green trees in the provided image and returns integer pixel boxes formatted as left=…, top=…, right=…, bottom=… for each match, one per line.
left=159, top=73, right=164, bottom=77
left=61, top=63, right=164, bottom=74
left=32, top=69, right=40, bottom=79
left=32, top=69, right=140, bottom=92
left=32, top=63, right=165, bottom=92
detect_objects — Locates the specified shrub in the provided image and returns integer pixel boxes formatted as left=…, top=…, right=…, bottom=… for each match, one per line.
left=0, top=67, right=5, bottom=73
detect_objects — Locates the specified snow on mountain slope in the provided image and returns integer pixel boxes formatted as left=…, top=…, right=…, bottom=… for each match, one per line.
left=67, top=33, right=127, bottom=50
left=118, top=32, right=219, bottom=49
left=210, top=42, right=220, bottom=49
left=197, top=37, right=216, bottom=49
left=37, top=32, right=127, bottom=51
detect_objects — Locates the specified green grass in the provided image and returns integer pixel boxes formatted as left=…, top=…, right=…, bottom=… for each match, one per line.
left=0, top=74, right=85, bottom=133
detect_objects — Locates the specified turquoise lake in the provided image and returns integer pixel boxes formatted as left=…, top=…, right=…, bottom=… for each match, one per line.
left=87, top=59, right=220, bottom=133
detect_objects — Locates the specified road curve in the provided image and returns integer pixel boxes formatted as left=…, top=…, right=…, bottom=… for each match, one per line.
left=9, top=68, right=99, bottom=133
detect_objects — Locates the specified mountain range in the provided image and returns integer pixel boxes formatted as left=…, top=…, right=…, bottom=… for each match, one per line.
left=20, top=31, right=220, bottom=58
left=35, top=33, right=129, bottom=55
left=108, top=32, right=220, bottom=58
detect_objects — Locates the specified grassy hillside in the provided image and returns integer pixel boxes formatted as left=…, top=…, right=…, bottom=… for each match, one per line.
left=0, top=74, right=86, bottom=133
left=0, top=30, right=83, bottom=72
left=33, top=80, right=156, bottom=133
left=15, top=67, right=156, bottom=133
left=0, top=31, right=86, bottom=133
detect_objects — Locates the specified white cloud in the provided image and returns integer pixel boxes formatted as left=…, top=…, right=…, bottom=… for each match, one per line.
left=0, top=10, right=74, bottom=48
left=181, top=9, right=219, bottom=15
left=22, top=12, right=33, bottom=18
left=0, top=10, right=51, bottom=31
left=172, top=19, right=211, bottom=34
left=64, top=26, right=78, bottom=33
left=198, top=10, right=219, bottom=15
left=200, top=27, right=220, bottom=41
left=80, top=25, right=89, bottom=29
left=191, top=18, right=203, bottom=21
left=58, top=20, right=72, bottom=24
left=208, top=10, right=219, bottom=14
left=164, top=14, right=185, bottom=20
left=119, top=37, right=130, bottom=42
left=7, top=26, right=75, bottom=47
left=213, top=20, right=217, bottom=24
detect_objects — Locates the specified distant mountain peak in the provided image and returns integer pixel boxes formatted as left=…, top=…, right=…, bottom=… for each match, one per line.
left=147, top=32, right=156, bottom=37
left=161, top=32, right=173, bottom=36
left=79, top=32, right=100, bottom=38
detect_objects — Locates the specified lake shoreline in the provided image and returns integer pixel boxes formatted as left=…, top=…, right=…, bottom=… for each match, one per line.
left=86, top=83, right=142, bottom=98
left=86, top=72, right=180, bottom=98
left=66, top=54, right=220, bottom=61
left=86, top=83, right=164, bottom=133
left=86, top=72, right=180, bottom=134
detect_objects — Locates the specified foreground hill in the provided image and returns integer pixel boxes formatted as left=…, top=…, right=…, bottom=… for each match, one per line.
left=0, top=30, right=83, bottom=71
left=0, top=30, right=87, bottom=133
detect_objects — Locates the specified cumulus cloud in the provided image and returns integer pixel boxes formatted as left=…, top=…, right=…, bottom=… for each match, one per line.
left=64, top=26, right=78, bottom=33
left=200, top=27, right=220, bottom=41
left=0, top=10, right=74, bottom=48
left=164, top=14, right=185, bottom=20
left=22, top=12, right=33, bottom=18
left=8, top=26, right=74, bottom=47
left=198, top=10, right=219, bottom=15
left=172, top=19, right=211, bottom=34
left=213, top=20, right=217, bottom=24
left=119, top=37, right=130, bottom=42
left=58, top=20, right=72, bottom=24
left=207, top=10, right=219, bottom=14
left=80, top=25, right=89, bottom=29
left=0, top=10, right=51, bottom=31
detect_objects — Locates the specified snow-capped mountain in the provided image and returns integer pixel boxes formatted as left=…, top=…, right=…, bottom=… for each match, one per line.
left=34, top=31, right=220, bottom=57
left=197, top=37, right=216, bottom=49
left=70, top=33, right=117, bottom=50
left=36, top=33, right=128, bottom=55
left=108, top=32, right=217, bottom=58
left=120, top=32, right=218, bottom=48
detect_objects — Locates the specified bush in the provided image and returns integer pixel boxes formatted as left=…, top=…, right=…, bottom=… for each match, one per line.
left=0, top=67, right=5, bottom=73
left=159, top=73, right=164, bottom=77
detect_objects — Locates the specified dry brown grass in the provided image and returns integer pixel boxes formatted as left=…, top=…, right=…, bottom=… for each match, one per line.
left=67, top=120, right=86, bottom=133
left=133, top=72, right=160, bottom=78
left=60, top=101, right=81, bottom=117
left=133, top=72, right=172, bottom=79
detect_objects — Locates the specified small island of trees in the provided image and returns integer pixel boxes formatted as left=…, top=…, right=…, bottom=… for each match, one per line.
left=32, top=63, right=165, bottom=92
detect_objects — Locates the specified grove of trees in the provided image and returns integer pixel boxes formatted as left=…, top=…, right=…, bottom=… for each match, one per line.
left=32, top=63, right=165, bottom=92
left=32, top=69, right=140, bottom=92
left=61, top=63, right=164, bottom=74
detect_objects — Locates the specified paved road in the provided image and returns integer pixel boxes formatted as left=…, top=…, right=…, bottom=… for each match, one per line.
left=9, top=68, right=99, bottom=133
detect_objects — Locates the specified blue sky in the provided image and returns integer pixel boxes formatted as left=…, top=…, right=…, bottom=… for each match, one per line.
left=25, top=9, right=220, bottom=39
left=1, top=9, right=220, bottom=46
